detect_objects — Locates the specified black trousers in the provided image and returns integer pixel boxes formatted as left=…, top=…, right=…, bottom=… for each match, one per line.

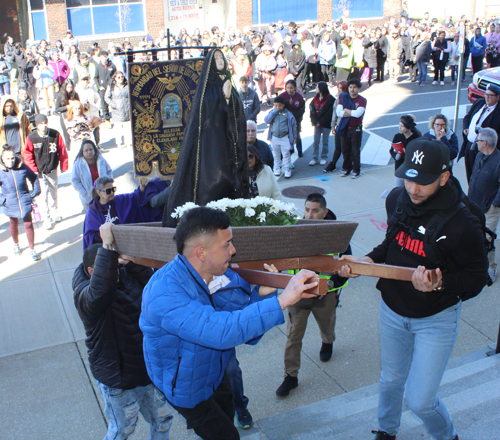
left=463, top=140, right=478, bottom=183
left=169, top=373, right=239, bottom=440
left=98, top=89, right=110, bottom=120
left=471, top=55, right=483, bottom=74
left=376, top=56, right=386, bottom=81
left=433, top=59, right=446, bottom=81
left=341, top=127, right=363, bottom=174
left=331, top=129, right=342, bottom=166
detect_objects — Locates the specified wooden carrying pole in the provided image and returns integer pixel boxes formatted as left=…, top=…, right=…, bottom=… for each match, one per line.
left=234, top=255, right=438, bottom=284
left=122, top=256, right=328, bottom=295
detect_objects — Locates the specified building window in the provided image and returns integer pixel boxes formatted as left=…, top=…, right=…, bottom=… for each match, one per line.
left=30, top=0, right=48, bottom=41
left=252, top=0, right=317, bottom=25
left=66, top=0, right=145, bottom=37
left=333, top=0, right=384, bottom=19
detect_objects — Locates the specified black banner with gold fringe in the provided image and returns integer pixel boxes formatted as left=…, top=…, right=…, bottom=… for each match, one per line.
left=128, top=58, right=204, bottom=179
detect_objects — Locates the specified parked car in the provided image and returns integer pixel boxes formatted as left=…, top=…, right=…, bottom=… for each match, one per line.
left=468, top=66, right=500, bottom=102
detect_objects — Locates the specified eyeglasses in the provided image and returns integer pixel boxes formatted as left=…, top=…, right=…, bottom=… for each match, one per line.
left=434, top=123, right=446, bottom=126
left=247, top=154, right=255, bottom=159
left=102, top=187, right=116, bottom=195
left=477, top=139, right=486, bottom=143
left=485, top=93, right=497, bottom=97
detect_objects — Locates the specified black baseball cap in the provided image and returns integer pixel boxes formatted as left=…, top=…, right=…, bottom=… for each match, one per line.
left=395, top=138, right=450, bottom=185
left=487, top=83, right=500, bottom=95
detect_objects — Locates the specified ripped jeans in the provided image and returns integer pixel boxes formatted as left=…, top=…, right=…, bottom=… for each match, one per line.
left=97, top=381, right=173, bottom=440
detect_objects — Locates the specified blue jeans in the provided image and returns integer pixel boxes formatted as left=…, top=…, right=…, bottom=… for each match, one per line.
left=312, top=127, right=330, bottom=161
left=296, top=133, right=303, bottom=155
left=450, top=65, right=458, bottom=82
left=226, top=348, right=249, bottom=412
left=97, top=381, right=173, bottom=440
left=378, top=300, right=460, bottom=439
left=0, top=81, right=10, bottom=96
left=417, top=61, right=427, bottom=83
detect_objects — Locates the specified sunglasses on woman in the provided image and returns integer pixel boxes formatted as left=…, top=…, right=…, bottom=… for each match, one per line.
left=102, top=187, right=116, bottom=195
left=248, top=154, right=255, bottom=159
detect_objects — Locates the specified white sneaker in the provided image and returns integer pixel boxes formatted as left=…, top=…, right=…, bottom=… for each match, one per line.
left=309, top=159, right=317, bottom=166
left=320, top=159, right=327, bottom=165
left=274, top=168, right=281, bottom=176
left=44, top=220, right=54, bottom=230
left=54, top=216, right=62, bottom=222
left=488, top=269, right=496, bottom=284
left=440, top=81, right=445, bottom=86
left=284, top=168, right=291, bottom=178
left=431, top=81, right=438, bottom=85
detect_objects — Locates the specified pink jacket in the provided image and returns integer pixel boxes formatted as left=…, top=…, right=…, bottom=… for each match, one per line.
left=49, top=59, right=70, bottom=85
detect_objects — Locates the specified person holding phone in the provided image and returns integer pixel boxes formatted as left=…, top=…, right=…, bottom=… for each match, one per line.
left=423, top=114, right=458, bottom=166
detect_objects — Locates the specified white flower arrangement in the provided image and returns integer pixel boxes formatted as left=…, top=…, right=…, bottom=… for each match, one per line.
left=172, top=197, right=298, bottom=226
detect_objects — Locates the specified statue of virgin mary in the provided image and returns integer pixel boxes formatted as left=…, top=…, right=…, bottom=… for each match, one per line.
left=163, top=49, right=249, bottom=226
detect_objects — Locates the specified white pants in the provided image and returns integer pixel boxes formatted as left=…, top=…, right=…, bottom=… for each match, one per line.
left=271, top=135, right=292, bottom=174
left=113, top=120, right=132, bottom=147
left=485, top=204, right=500, bottom=271
left=39, top=169, right=58, bottom=221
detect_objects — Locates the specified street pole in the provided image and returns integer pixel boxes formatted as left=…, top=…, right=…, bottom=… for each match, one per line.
left=453, top=22, right=466, bottom=133
left=453, top=55, right=463, bottom=133
left=258, top=0, right=261, bottom=32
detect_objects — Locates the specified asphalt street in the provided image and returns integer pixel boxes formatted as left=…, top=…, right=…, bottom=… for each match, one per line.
left=256, top=68, right=475, bottom=181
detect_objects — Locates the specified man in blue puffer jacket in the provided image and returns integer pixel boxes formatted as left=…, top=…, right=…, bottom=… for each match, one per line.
left=140, top=207, right=318, bottom=440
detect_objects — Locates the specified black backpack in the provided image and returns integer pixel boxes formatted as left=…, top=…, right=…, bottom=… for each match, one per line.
left=386, top=177, right=495, bottom=295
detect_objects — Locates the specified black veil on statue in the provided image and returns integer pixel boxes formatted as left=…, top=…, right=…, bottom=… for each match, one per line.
left=163, top=49, right=249, bottom=227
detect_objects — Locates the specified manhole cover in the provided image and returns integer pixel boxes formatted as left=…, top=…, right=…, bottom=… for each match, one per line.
left=282, top=185, right=325, bottom=199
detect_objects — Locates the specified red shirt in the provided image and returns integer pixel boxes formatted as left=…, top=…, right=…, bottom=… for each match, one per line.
left=280, top=91, right=305, bottom=118
left=89, top=162, right=99, bottom=185
left=339, top=94, right=367, bottom=127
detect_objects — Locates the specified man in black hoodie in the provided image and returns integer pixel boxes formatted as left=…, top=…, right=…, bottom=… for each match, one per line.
left=339, top=138, right=488, bottom=440
left=73, top=223, right=173, bottom=440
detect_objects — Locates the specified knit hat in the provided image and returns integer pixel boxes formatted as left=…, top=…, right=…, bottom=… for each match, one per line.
left=35, top=114, right=48, bottom=126
left=395, top=138, right=450, bottom=185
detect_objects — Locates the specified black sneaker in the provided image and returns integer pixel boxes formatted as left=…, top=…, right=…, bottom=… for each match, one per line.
left=276, top=375, right=298, bottom=396
left=340, top=170, right=350, bottom=177
left=235, top=409, right=253, bottom=429
left=371, top=430, right=396, bottom=440
left=320, top=343, right=333, bottom=362
left=323, top=162, right=336, bottom=173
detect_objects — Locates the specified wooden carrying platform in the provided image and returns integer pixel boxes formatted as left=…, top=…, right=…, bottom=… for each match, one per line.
left=113, top=220, right=434, bottom=296
left=112, top=219, right=358, bottom=262
left=113, top=219, right=358, bottom=296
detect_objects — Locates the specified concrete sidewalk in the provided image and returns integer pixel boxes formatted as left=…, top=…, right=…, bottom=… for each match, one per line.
left=1, top=85, right=499, bottom=440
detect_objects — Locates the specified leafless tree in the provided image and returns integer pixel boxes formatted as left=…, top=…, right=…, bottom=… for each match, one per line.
left=116, top=1, right=132, bottom=33
left=334, top=0, right=352, bottom=16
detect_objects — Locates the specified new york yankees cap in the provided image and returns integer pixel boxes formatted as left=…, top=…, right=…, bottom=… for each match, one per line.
left=395, top=138, right=450, bottom=185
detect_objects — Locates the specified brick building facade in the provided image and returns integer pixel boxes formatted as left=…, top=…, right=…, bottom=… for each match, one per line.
left=5, top=0, right=491, bottom=50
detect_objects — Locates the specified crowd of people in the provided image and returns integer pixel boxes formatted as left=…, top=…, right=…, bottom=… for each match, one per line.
left=1, top=9, right=500, bottom=440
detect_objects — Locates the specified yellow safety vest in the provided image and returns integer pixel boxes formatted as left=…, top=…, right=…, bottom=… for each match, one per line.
left=288, top=254, right=348, bottom=293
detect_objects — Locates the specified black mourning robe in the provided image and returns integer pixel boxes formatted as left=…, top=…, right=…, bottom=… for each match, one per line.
left=163, top=49, right=249, bottom=227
